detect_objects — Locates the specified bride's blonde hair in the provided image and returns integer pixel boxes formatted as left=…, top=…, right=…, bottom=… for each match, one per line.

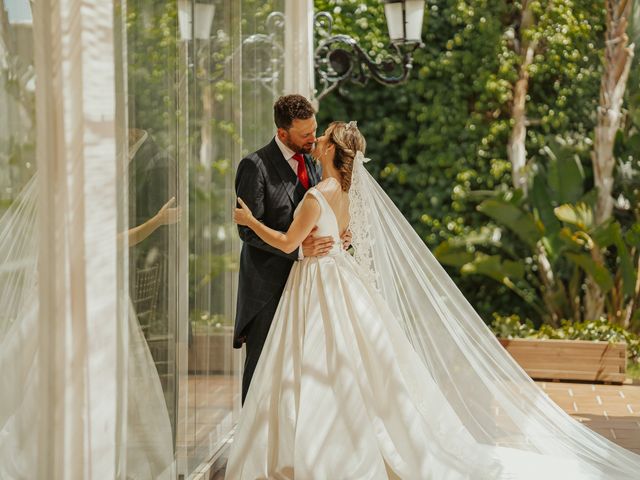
left=325, top=121, right=366, bottom=192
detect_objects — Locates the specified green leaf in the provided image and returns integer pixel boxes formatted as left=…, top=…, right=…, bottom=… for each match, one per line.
left=460, top=254, right=525, bottom=282
left=590, top=221, right=636, bottom=297
left=544, top=143, right=585, bottom=204
left=625, top=223, right=640, bottom=247
left=530, top=171, right=561, bottom=236
left=477, top=198, right=542, bottom=248
left=611, top=222, right=637, bottom=298
left=539, top=233, right=563, bottom=262
left=590, top=220, right=618, bottom=247
left=565, top=252, right=614, bottom=293
left=434, top=243, right=475, bottom=267
left=465, top=189, right=502, bottom=202
left=617, top=243, right=636, bottom=298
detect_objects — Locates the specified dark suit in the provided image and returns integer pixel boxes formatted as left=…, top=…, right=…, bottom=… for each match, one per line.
left=235, top=137, right=320, bottom=402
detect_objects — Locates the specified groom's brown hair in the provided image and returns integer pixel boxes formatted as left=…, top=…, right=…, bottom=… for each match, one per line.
left=274, top=94, right=315, bottom=130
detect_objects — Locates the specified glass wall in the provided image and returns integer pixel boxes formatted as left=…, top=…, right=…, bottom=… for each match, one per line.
left=1, top=0, right=293, bottom=477
left=120, top=0, right=286, bottom=476
left=0, top=0, right=35, bottom=213
left=120, top=1, right=181, bottom=477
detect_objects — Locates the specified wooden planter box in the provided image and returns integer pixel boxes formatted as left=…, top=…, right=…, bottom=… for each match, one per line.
left=188, top=328, right=240, bottom=374
left=499, top=338, right=627, bottom=384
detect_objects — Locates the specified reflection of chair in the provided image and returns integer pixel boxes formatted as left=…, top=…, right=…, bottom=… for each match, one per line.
left=132, top=263, right=161, bottom=334
left=133, top=263, right=173, bottom=395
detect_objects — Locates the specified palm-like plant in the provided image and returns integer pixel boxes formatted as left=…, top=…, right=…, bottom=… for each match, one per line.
left=436, top=137, right=640, bottom=330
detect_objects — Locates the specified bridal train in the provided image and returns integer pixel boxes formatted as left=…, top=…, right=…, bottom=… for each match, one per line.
left=226, top=140, right=640, bottom=479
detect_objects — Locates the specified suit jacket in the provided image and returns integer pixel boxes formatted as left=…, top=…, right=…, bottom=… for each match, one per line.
left=234, top=138, right=321, bottom=347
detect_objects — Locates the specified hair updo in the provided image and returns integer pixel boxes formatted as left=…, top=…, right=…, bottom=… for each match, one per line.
left=325, top=121, right=367, bottom=192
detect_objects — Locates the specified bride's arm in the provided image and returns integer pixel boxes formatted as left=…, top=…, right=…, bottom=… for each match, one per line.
left=234, top=196, right=321, bottom=254
left=119, top=197, right=181, bottom=247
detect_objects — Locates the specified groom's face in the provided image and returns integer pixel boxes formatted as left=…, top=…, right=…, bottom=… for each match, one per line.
left=279, top=116, right=317, bottom=154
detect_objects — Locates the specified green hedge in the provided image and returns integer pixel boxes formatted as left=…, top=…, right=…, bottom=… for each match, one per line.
left=315, top=0, right=606, bottom=323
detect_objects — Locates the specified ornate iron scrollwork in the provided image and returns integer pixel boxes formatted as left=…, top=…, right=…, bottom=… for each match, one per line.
left=314, top=12, right=420, bottom=101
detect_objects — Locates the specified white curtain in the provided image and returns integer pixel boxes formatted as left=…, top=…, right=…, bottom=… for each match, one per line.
left=32, top=0, right=122, bottom=478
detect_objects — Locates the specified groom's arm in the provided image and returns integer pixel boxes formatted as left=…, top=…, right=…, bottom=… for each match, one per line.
left=235, top=156, right=299, bottom=261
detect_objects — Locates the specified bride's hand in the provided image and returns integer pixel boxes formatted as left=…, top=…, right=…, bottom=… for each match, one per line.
left=234, top=197, right=255, bottom=226
left=154, top=197, right=181, bottom=226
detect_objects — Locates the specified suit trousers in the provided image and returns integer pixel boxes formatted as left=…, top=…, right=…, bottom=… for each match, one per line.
left=241, top=293, right=282, bottom=404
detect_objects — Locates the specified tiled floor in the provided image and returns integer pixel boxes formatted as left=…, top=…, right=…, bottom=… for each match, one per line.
left=176, top=375, right=239, bottom=474
left=537, top=380, right=640, bottom=455
left=192, top=377, right=640, bottom=479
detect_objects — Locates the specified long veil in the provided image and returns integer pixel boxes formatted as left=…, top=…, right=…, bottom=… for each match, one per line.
left=0, top=175, right=174, bottom=478
left=0, top=176, right=39, bottom=478
left=348, top=152, right=640, bottom=477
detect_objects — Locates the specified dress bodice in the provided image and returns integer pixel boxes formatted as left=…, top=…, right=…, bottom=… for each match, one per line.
left=294, top=188, right=343, bottom=256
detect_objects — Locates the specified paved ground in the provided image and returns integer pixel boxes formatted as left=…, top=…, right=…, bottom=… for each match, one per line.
left=538, top=380, right=640, bottom=455
left=186, top=376, right=640, bottom=480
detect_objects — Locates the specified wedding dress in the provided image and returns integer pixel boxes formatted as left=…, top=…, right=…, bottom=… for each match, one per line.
left=0, top=176, right=175, bottom=479
left=225, top=154, right=640, bottom=479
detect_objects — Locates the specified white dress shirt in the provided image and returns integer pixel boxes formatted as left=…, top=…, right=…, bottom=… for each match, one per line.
left=274, top=134, right=300, bottom=173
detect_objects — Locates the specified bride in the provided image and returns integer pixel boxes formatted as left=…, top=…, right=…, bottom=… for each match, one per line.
left=226, top=121, right=640, bottom=479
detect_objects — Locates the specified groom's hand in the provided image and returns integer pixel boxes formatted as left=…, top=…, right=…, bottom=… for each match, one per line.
left=341, top=229, right=352, bottom=250
left=301, top=227, right=334, bottom=257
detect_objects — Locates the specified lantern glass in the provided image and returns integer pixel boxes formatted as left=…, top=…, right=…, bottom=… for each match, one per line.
left=178, top=1, right=215, bottom=41
left=404, top=0, right=425, bottom=43
left=384, top=0, right=425, bottom=44
left=383, top=2, right=404, bottom=43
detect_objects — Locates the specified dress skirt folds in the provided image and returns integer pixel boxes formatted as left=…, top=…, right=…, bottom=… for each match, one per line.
left=225, top=188, right=619, bottom=480
left=225, top=250, right=599, bottom=480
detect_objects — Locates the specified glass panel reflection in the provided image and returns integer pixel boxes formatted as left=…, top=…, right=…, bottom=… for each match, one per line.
left=123, top=0, right=180, bottom=476
left=0, top=0, right=35, bottom=210
left=184, top=0, right=241, bottom=472
left=120, top=0, right=286, bottom=475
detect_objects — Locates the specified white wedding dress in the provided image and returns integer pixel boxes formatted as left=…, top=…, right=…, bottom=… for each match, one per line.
left=226, top=168, right=640, bottom=479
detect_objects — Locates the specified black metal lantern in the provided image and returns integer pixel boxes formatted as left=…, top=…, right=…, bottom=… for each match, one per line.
left=314, top=0, right=425, bottom=100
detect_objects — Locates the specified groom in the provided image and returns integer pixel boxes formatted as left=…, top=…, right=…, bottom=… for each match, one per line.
left=235, top=94, right=335, bottom=402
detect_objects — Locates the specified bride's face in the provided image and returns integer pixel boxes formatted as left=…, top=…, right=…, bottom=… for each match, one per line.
left=312, top=133, right=334, bottom=166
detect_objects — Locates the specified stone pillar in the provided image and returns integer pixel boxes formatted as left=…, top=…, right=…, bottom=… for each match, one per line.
left=284, top=0, right=315, bottom=102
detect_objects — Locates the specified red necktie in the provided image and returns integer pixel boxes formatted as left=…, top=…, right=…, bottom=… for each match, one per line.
left=293, top=153, right=310, bottom=189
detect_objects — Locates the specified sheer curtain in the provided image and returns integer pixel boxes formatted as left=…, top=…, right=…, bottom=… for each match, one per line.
left=32, top=0, right=123, bottom=478
left=3, top=0, right=314, bottom=477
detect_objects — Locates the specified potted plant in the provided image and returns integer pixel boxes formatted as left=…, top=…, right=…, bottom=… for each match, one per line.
left=188, top=311, right=239, bottom=374
left=493, top=315, right=639, bottom=383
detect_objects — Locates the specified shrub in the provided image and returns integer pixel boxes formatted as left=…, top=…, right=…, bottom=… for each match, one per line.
left=491, top=314, right=640, bottom=363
